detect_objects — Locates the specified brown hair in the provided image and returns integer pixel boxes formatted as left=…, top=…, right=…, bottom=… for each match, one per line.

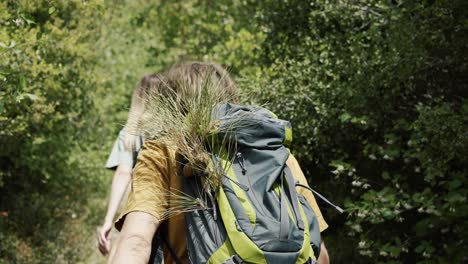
left=123, top=74, right=165, bottom=149
left=126, top=73, right=165, bottom=125
left=163, top=61, right=239, bottom=103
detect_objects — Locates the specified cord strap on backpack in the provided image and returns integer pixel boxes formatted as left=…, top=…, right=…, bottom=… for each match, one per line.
left=295, top=182, right=344, bottom=214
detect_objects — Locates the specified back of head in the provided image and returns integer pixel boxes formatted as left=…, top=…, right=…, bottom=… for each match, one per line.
left=130, top=73, right=165, bottom=113
left=129, top=62, right=239, bottom=142
left=126, top=73, right=165, bottom=137
left=163, top=61, right=239, bottom=104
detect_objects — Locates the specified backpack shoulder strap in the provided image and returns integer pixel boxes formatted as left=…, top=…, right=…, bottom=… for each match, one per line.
left=160, top=234, right=184, bottom=264
left=149, top=230, right=184, bottom=264
left=284, top=166, right=305, bottom=230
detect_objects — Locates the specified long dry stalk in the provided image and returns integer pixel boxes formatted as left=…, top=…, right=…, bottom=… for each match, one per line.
left=126, top=78, right=268, bottom=218
left=124, top=71, right=249, bottom=218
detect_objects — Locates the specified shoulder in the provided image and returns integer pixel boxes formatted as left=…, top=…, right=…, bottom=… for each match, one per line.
left=135, top=139, right=177, bottom=171
left=286, top=152, right=302, bottom=172
left=287, top=152, right=329, bottom=232
left=140, top=139, right=176, bottom=156
left=130, top=140, right=179, bottom=206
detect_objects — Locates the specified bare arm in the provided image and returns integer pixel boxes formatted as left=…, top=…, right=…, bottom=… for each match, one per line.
left=104, top=164, right=132, bottom=225
left=98, top=164, right=132, bottom=255
left=318, top=241, right=330, bottom=264
left=108, top=211, right=159, bottom=264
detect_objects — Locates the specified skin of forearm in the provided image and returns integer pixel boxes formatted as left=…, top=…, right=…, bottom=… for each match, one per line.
left=108, top=212, right=158, bottom=263
left=318, top=242, right=330, bottom=264
left=108, top=234, right=152, bottom=264
left=104, top=166, right=132, bottom=223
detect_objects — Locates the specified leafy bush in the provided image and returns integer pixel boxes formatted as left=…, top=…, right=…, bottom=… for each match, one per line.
left=245, top=1, right=468, bottom=262
left=0, top=1, right=107, bottom=262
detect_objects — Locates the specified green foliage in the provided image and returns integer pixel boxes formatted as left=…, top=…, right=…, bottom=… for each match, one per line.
left=241, top=1, right=468, bottom=262
left=0, top=1, right=107, bottom=262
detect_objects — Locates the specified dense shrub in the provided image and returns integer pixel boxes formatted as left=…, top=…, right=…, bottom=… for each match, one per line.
left=0, top=1, right=107, bottom=262
left=247, top=1, right=468, bottom=262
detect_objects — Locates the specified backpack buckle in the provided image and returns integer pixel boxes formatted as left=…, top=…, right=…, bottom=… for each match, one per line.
left=222, top=255, right=243, bottom=264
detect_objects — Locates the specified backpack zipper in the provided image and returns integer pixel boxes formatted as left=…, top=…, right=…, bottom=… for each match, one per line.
left=236, top=152, right=247, bottom=175
left=236, top=151, right=269, bottom=216
left=212, top=153, right=249, bottom=191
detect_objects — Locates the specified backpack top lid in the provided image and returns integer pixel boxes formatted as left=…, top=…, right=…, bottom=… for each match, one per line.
left=212, top=103, right=293, bottom=149
left=210, top=102, right=295, bottom=202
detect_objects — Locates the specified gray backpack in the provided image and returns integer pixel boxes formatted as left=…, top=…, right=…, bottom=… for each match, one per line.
left=178, top=104, right=322, bottom=264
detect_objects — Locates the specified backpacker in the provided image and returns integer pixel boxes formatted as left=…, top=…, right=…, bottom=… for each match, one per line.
left=177, top=103, right=322, bottom=264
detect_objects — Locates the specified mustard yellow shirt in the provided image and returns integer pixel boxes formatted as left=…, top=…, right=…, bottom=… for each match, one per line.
left=116, top=140, right=328, bottom=264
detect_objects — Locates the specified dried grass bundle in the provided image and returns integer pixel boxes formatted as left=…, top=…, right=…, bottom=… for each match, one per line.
left=124, top=71, right=243, bottom=220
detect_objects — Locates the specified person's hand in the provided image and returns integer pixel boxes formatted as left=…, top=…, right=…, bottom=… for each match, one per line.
left=97, top=221, right=113, bottom=256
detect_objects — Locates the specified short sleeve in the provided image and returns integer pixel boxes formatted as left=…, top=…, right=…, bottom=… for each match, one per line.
left=287, top=154, right=329, bottom=232
left=105, top=129, right=140, bottom=170
left=115, top=141, right=175, bottom=230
